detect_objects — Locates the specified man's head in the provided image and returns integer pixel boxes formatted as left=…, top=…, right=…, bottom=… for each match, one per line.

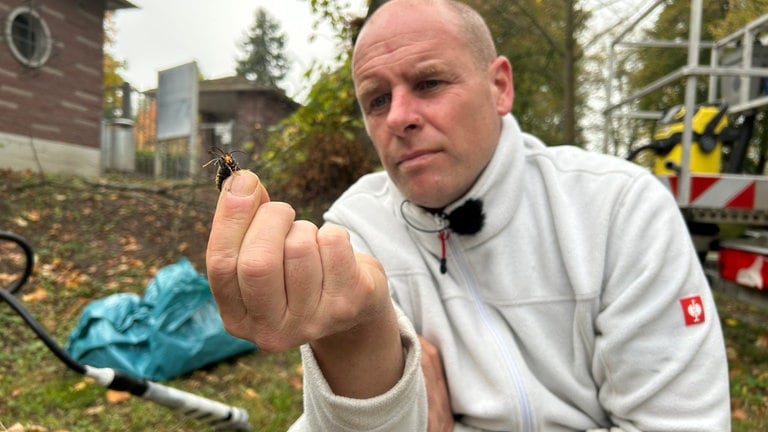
left=352, top=0, right=514, bottom=209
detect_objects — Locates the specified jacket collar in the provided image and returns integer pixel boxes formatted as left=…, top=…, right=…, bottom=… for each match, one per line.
left=391, top=114, right=527, bottom=252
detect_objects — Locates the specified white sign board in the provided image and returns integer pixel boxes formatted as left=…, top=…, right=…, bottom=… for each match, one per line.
left=156, top=62, right=198, bottom=140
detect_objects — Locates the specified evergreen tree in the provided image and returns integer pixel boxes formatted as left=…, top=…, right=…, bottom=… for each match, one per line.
left=236, top=8, right=289, bottom=87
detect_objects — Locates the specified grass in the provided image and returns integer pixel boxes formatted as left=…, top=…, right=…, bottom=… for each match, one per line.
left=717, top=291, right=768, bottom=431
left=1, top=169, right=767, bottom=430
left=0, top=170, right=302, bottom=431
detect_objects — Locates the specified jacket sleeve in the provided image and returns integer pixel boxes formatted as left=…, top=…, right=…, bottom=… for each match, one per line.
left=288, top=305, right=428, bottom=432
left=592, top=172, right=731, bottom=431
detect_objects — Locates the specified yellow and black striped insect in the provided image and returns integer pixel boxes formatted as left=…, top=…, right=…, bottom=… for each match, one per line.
left=203, top=147, right=244, bottom=191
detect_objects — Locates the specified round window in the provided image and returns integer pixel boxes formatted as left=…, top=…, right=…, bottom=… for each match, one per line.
left=5, top=7, right=52, bottom=68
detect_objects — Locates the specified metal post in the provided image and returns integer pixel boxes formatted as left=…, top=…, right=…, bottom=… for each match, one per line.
left=187, top=68, right=199, bottom=178
left=603, top=42, right=616, bottom=154
left=678, top=0, right=703, bottom=207
left=154, top=141, right=164, bottom=179
left=740, top=27, right=756, bottom=106
left=708, top=44, right=720, bottom=102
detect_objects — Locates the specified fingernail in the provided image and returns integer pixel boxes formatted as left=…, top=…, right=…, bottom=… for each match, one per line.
left=228, top=171, right=259, bottom=197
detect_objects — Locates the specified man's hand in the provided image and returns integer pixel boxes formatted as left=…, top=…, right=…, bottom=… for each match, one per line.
left=420, top=336, right=455, bottom=432
left=206, top=171, right=404, bottom=398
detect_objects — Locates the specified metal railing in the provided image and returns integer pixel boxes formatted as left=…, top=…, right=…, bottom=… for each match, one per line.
left=602, top=0, right=768, bottom=207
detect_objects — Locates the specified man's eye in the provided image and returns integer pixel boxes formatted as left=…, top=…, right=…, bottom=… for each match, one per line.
left=370, top=94, right=391, bottom=110
left=417, top=80, right=440, bottom=91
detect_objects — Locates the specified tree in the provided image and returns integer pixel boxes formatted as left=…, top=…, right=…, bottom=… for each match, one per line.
left=103, top=12, right=127, bottom=119
left=627, top=1, right=729, bottom=113
left=260, top=57, right=377, bottom=222
left=708, top=0, right=768, bottom=40
left=235, top=8, right=290, bottom=87
left=258, top=1, right=376, bottom=222
left=466, top=0, right=590, bottom=146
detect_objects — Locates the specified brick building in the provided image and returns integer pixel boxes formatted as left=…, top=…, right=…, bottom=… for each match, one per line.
left=138, top=75, right=300, bottom=178
left=0, top=0, right=135, bottom=176
left=197, top=75, right=299, bottom=154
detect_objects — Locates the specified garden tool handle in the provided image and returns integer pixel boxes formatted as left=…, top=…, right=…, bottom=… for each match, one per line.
left=85, top=366, right=252, bottom=431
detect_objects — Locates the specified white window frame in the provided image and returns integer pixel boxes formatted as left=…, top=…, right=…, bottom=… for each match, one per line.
left=5, top=6, right=52, bottom=68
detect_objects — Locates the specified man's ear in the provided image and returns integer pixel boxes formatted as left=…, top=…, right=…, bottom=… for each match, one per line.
left=489, top=56, right=514, bottom=115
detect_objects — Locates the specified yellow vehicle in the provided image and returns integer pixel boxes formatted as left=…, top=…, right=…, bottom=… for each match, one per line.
left=650, top=104, right=729, bottom=175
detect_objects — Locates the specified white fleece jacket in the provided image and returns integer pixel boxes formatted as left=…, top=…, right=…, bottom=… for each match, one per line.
left=289, top=114, right=731, bottom=431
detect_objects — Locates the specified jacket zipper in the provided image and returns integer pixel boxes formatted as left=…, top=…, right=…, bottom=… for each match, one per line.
left=447, top=236, right=534, bottom=432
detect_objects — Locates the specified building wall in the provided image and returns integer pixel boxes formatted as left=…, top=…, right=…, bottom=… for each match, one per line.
left=233, top=91, right=298, bottom=154
left=0, top=0, right=105, bottom=176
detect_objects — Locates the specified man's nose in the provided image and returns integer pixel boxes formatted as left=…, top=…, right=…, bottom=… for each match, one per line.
left=386, top=90, right=422, bottom=135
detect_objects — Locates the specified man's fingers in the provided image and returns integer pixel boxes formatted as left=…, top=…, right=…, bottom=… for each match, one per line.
left=283, top=220, right=323, bottom=326
left=419, top=336, right=455, bottom=432
left=316, top=224, right=357, bottom=301
left=235, top=201, right=296, bottom=340
left=316, top=224, right=386, bottom=328
left=206, top=171, right=268, bottom=324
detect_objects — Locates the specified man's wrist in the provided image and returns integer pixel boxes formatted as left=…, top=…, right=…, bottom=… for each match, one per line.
left=310, top=303, right=405, bottom=398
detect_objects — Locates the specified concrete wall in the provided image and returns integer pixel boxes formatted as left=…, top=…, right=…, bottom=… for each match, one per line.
left=0, top=130, right=100, bottom=176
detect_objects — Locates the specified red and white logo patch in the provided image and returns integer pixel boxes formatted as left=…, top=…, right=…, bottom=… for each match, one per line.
left=680, top=295, right=705, bottom=326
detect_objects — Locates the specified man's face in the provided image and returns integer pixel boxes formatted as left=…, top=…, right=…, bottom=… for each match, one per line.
left=352, top=4, right=513, bottom=209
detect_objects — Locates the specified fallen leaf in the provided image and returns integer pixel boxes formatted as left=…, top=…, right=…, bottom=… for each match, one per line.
left=21, top=286, right=48, bottom=303
left=48, top=223, right=62, bottom=236
left=6, top=425, right=49, bottom=432
left=755, top=334, right=768, bottom=348
left=244, top=388, right=259, bottom=400
left=290, top=377, right=303, bottom=391
left=106, top=390, right=131, bottom=404
left=72, top=380, right=88, bottom=392
left=24, top=210, right=42, bottom=222
left=125, top=244, right=141, bottom=253
left=729, top=367, right=743, bottom=379
left=732, top=408, right=748, bottom=420
left=85, top=405, right=104, bottom=416
left=122, top=241, right=141, bottom=252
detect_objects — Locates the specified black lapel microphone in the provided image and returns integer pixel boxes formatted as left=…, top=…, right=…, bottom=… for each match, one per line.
left=400, top=198, right=485, bottom=274
left=445, top=198, right=485, bottom=235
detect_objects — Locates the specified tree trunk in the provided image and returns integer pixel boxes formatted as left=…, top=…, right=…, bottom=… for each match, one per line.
left=564, top=0, right=578, bottom=146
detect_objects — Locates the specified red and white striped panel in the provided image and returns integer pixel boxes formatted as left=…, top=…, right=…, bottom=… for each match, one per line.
left=658, top=174, right=768, bottom=210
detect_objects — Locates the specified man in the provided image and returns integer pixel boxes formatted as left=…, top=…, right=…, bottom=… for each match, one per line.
left=206, top=0, right=731, bottom=430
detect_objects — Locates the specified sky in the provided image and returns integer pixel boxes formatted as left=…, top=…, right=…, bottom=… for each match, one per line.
left=110, top=0, right=650, bottom=106
left=111, top=0, right=368, bottom=100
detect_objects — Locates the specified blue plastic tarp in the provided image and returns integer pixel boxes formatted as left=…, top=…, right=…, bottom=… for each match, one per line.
left=65, top=258, right=256, bottom=381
